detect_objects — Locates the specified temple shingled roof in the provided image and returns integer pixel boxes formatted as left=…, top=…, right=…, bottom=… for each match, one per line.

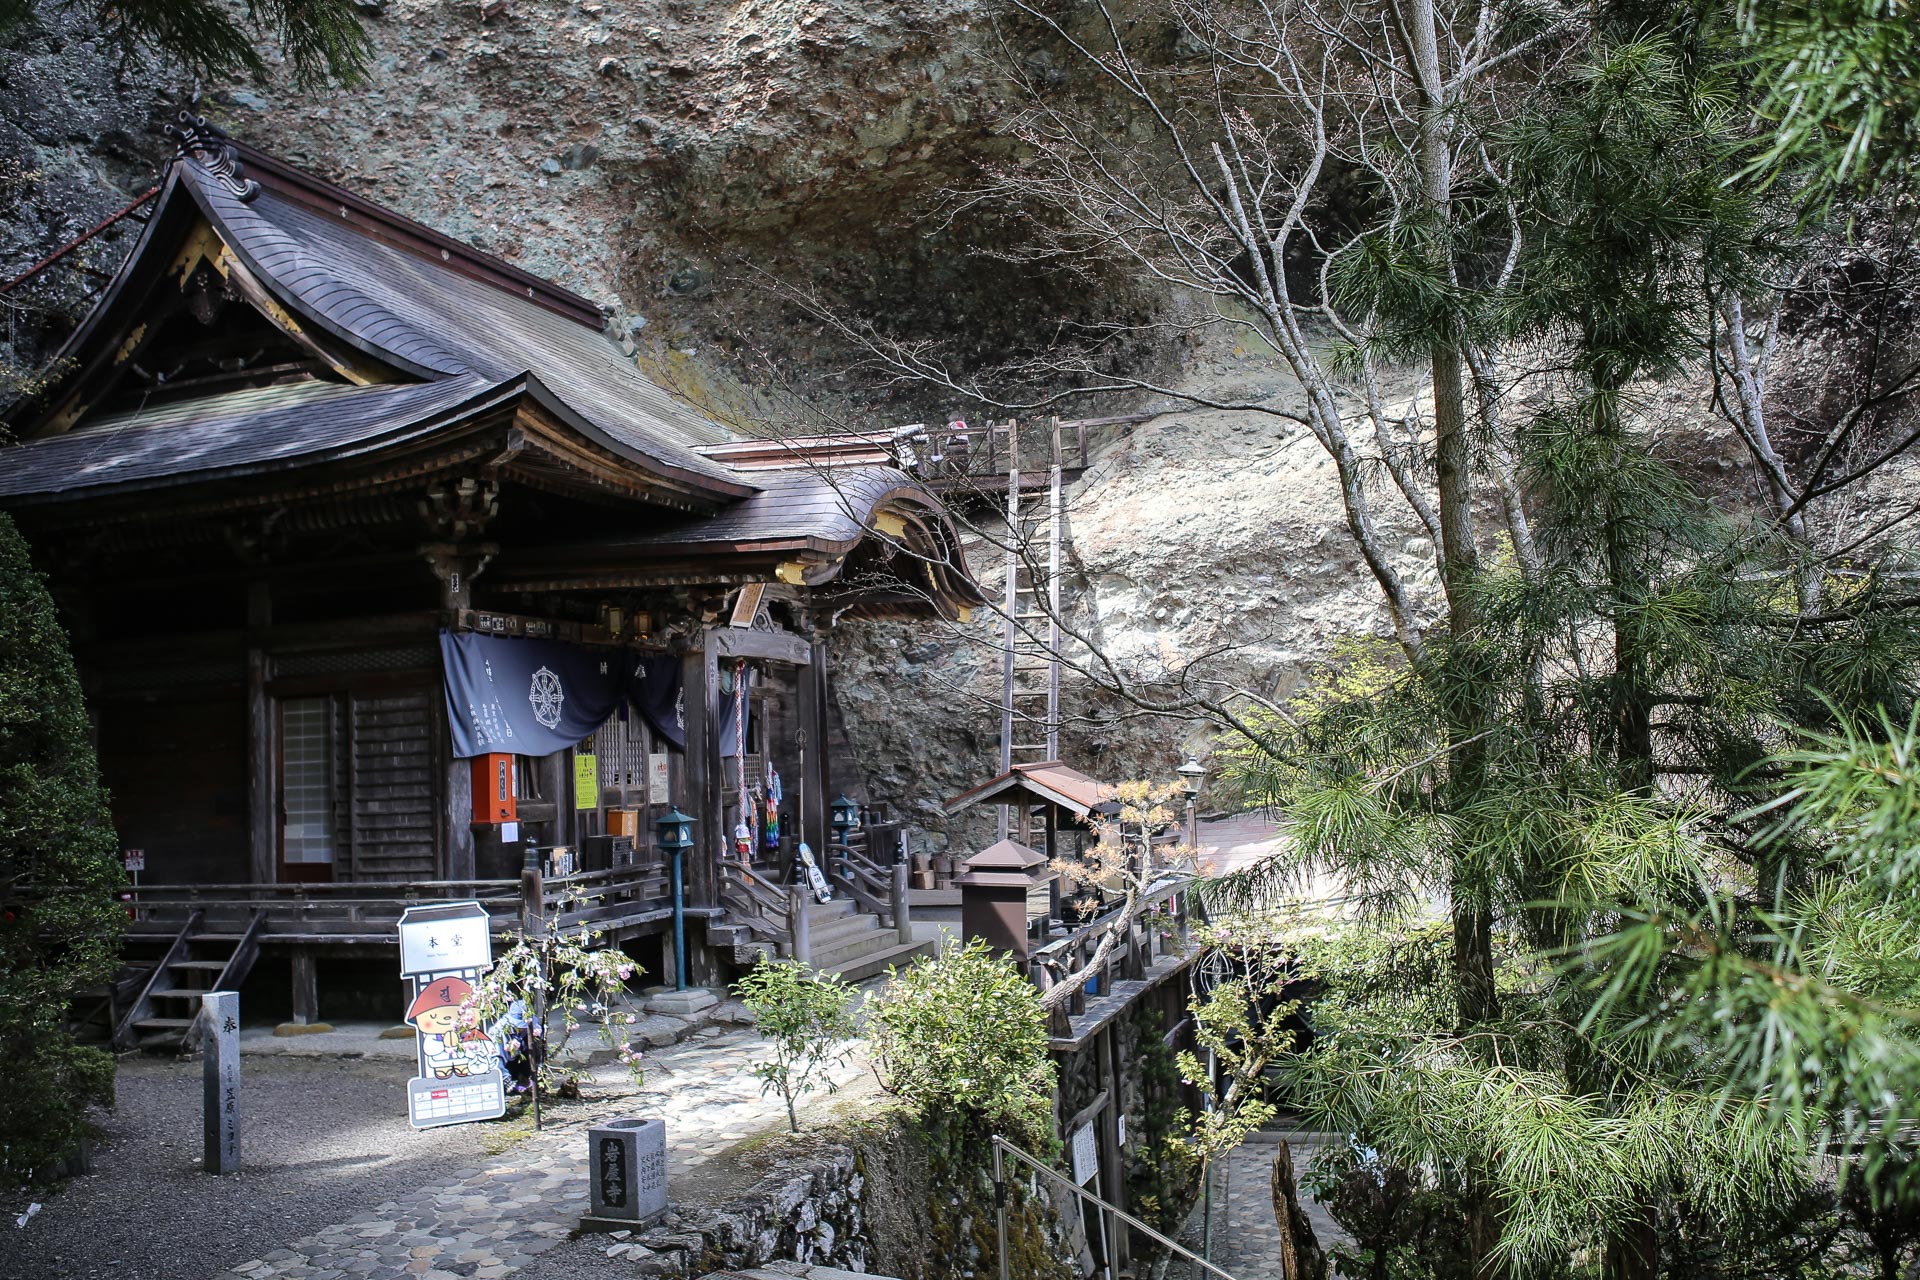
left=0, top=117, right=984, bottom=613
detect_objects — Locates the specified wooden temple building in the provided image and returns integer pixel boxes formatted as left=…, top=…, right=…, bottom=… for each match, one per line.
left=0, top=117, right=984, bottom=1046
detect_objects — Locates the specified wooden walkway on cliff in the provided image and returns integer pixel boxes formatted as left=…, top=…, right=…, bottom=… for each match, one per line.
left=704, top=412, right=1157, bottom=498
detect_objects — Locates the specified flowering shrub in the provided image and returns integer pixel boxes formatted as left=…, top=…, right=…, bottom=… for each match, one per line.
left=463, top=908, right=644, bottom=1100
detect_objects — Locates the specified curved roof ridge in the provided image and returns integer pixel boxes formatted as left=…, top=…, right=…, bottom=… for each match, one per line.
left=179, top=160, right=474, bottom=379
left=222, top=142, right=608, bottom=330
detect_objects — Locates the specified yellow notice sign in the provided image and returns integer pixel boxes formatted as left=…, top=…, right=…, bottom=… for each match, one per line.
left=574, top=753, right=599, bottom=810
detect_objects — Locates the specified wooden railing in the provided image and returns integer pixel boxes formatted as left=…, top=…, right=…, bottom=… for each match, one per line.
left=827, top=839, right=896, bottom=927
left=544, top=865, right=670, bottom=932
left=717, top=861, right=790, bottom=949
left=893, top=414, right=1157, bottom=486
left=1028, top=876, right=1194, bottom=1038
left=124, top=866, right=671, bottom=940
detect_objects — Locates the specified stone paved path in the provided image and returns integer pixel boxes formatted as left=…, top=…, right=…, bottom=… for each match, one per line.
left=1206, top=1133, right=1347, bottom=1280
left=210, top=1027, right=869, bottom=1280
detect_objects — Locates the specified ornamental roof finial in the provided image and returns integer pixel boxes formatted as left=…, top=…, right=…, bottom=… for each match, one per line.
left=164, top=111, right=260, bottom=202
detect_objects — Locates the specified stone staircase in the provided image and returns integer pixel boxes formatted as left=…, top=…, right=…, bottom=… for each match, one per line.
left=799, top=898, right=932, bottom=983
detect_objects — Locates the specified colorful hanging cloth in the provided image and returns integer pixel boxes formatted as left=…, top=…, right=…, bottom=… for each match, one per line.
left=732, top=659, right=754, bottom=858
left=763, top=766, right=782, bottom=851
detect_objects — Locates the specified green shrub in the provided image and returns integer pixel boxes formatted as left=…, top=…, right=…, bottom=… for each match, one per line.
left=865, top=937, right=1055, bottom=1148
left=0, top=513, right=123, bottom=1182
left=1305, top=1139, right=1476, bottom=1280
left=733, top=957, right=855, bottom=1132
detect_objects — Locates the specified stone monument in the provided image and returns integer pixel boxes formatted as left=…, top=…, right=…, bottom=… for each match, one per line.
left=581, top=1117, right=668, bottom=1232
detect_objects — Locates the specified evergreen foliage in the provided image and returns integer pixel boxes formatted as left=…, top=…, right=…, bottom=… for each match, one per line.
left=1740, top=0, right=1920, bottom=190
left=0, top=512, right=122, bottom=1183
left=865, top=938, right=1056, bottom=1149
left=1222, top=13, right=1920, bottom=1273
left=0, top=0, right=370, bottom=87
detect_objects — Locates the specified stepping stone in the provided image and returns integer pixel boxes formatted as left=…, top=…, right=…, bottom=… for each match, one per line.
left=645, top=988, right=719, bottom=1016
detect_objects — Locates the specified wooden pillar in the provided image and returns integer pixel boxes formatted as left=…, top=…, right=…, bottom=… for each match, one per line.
left=892, top=862, right=913, bottom=945
left=245, top=580, right=274, bottom=886
left=538, top=749, right=568, bottom=851
left=789, top=884, right=812, bottom=967
left=444, top=758, right=475, bottom=881
left=289, top=948, right=318, bottom=1026
left=796, top=643, right=829, bottom=858
left=1097, top=1023, right=1130, bottom=1268
left=1046, top=806, right=1062, bottom=920
left=247, top=649, right=274, bottom=886
left=658, top=913, right=681, bottom=989
left=681, top=643, right=718, bottom=908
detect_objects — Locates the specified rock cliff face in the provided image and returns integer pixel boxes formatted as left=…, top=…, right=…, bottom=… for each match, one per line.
left=5, top=3, right=1917, bottom=853
left=830, top=354, right=1447, bottom=852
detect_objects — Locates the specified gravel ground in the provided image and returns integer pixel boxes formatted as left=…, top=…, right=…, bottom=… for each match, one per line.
left=0, top=1054, right=505, bottom=1280
left=511, top=1234, right=649, bottom=1279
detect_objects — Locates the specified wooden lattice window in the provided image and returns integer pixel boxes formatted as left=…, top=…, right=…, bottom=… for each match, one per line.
left=280, top=697, right=337, bottom=870
left=276, top=686, right=440, bottom=883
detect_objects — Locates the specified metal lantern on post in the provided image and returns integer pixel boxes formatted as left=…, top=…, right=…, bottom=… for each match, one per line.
left=1177, top=756, right=1205, bottom=849
left=829, top=794, right=861, bottom=847
left=655, top=807, right=695, bottom=992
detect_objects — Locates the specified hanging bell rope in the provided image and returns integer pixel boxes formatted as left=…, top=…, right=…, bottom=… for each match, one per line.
left=733, top=658, right=755, bottom=860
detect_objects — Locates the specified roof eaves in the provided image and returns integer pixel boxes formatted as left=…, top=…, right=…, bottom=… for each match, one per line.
left=174, top=164, right=462, bottom=382
left=4, top=168, right=198, bottom=436
left=514, top=374, right=756, bottom=501
left=944, top=777, right=1082, bottom=819
left=0, top=373, right=513, bottom=505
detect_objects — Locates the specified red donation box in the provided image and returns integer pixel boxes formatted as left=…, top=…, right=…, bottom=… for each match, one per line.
left=470, top=753, right=517, bottom=823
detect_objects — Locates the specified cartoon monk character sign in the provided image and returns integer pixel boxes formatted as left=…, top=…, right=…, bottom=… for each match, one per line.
left=397, top=900, right=506, bottom=1127
left=405, top=977, right=497, bottom=1079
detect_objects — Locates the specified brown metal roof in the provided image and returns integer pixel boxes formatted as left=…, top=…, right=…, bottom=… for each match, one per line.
left=945, top=761, right=1111, bottom=820
left=174, top=159, right=746, bottom=492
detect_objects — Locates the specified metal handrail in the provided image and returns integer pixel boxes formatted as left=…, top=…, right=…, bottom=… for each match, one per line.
left=991, top=1133, right=1242, bottom=1280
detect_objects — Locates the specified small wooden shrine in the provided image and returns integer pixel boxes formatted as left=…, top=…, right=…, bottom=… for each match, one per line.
left=943, top=759, right=1114, bottom=911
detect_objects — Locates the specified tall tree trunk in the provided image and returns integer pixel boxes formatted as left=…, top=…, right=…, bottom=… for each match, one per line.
left=1596, top=386, right=1660, bottom=1280
left=1602, top=1203, right=1660, bottom=1280
left=1397, top=0, right=1506, bottom=1270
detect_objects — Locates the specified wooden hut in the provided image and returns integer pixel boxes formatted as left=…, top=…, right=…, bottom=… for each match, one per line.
left=0, top=117, right=982, bottom=1045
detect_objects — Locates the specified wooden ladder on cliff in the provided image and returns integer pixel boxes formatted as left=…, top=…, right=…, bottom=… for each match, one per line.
left=999, top=420, right=1066, bottom=837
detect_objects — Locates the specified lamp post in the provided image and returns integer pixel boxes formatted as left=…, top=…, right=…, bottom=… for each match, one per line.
left=654, top=807, right=695, bottom=992
left=829, top=794, right=860, bottom=849
left=1177, top=756, right=1205, bottom=849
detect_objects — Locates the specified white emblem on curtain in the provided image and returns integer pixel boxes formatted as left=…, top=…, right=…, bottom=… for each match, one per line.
left=529, top=666, right=566, bottom=729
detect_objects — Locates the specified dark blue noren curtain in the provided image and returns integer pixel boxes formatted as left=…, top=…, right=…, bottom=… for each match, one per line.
left=625, top=652, right=748, bottom=756
left=626, top=652, right=686, bottom=750
left=440, top=630, right=627, bottom=759
left=441, top=631, right=748, bottom=761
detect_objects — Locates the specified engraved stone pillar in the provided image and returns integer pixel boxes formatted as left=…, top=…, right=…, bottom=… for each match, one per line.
left=581, top=1117, right=668, bottom=1232
left=201, top=991, right=240, bottom=1174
